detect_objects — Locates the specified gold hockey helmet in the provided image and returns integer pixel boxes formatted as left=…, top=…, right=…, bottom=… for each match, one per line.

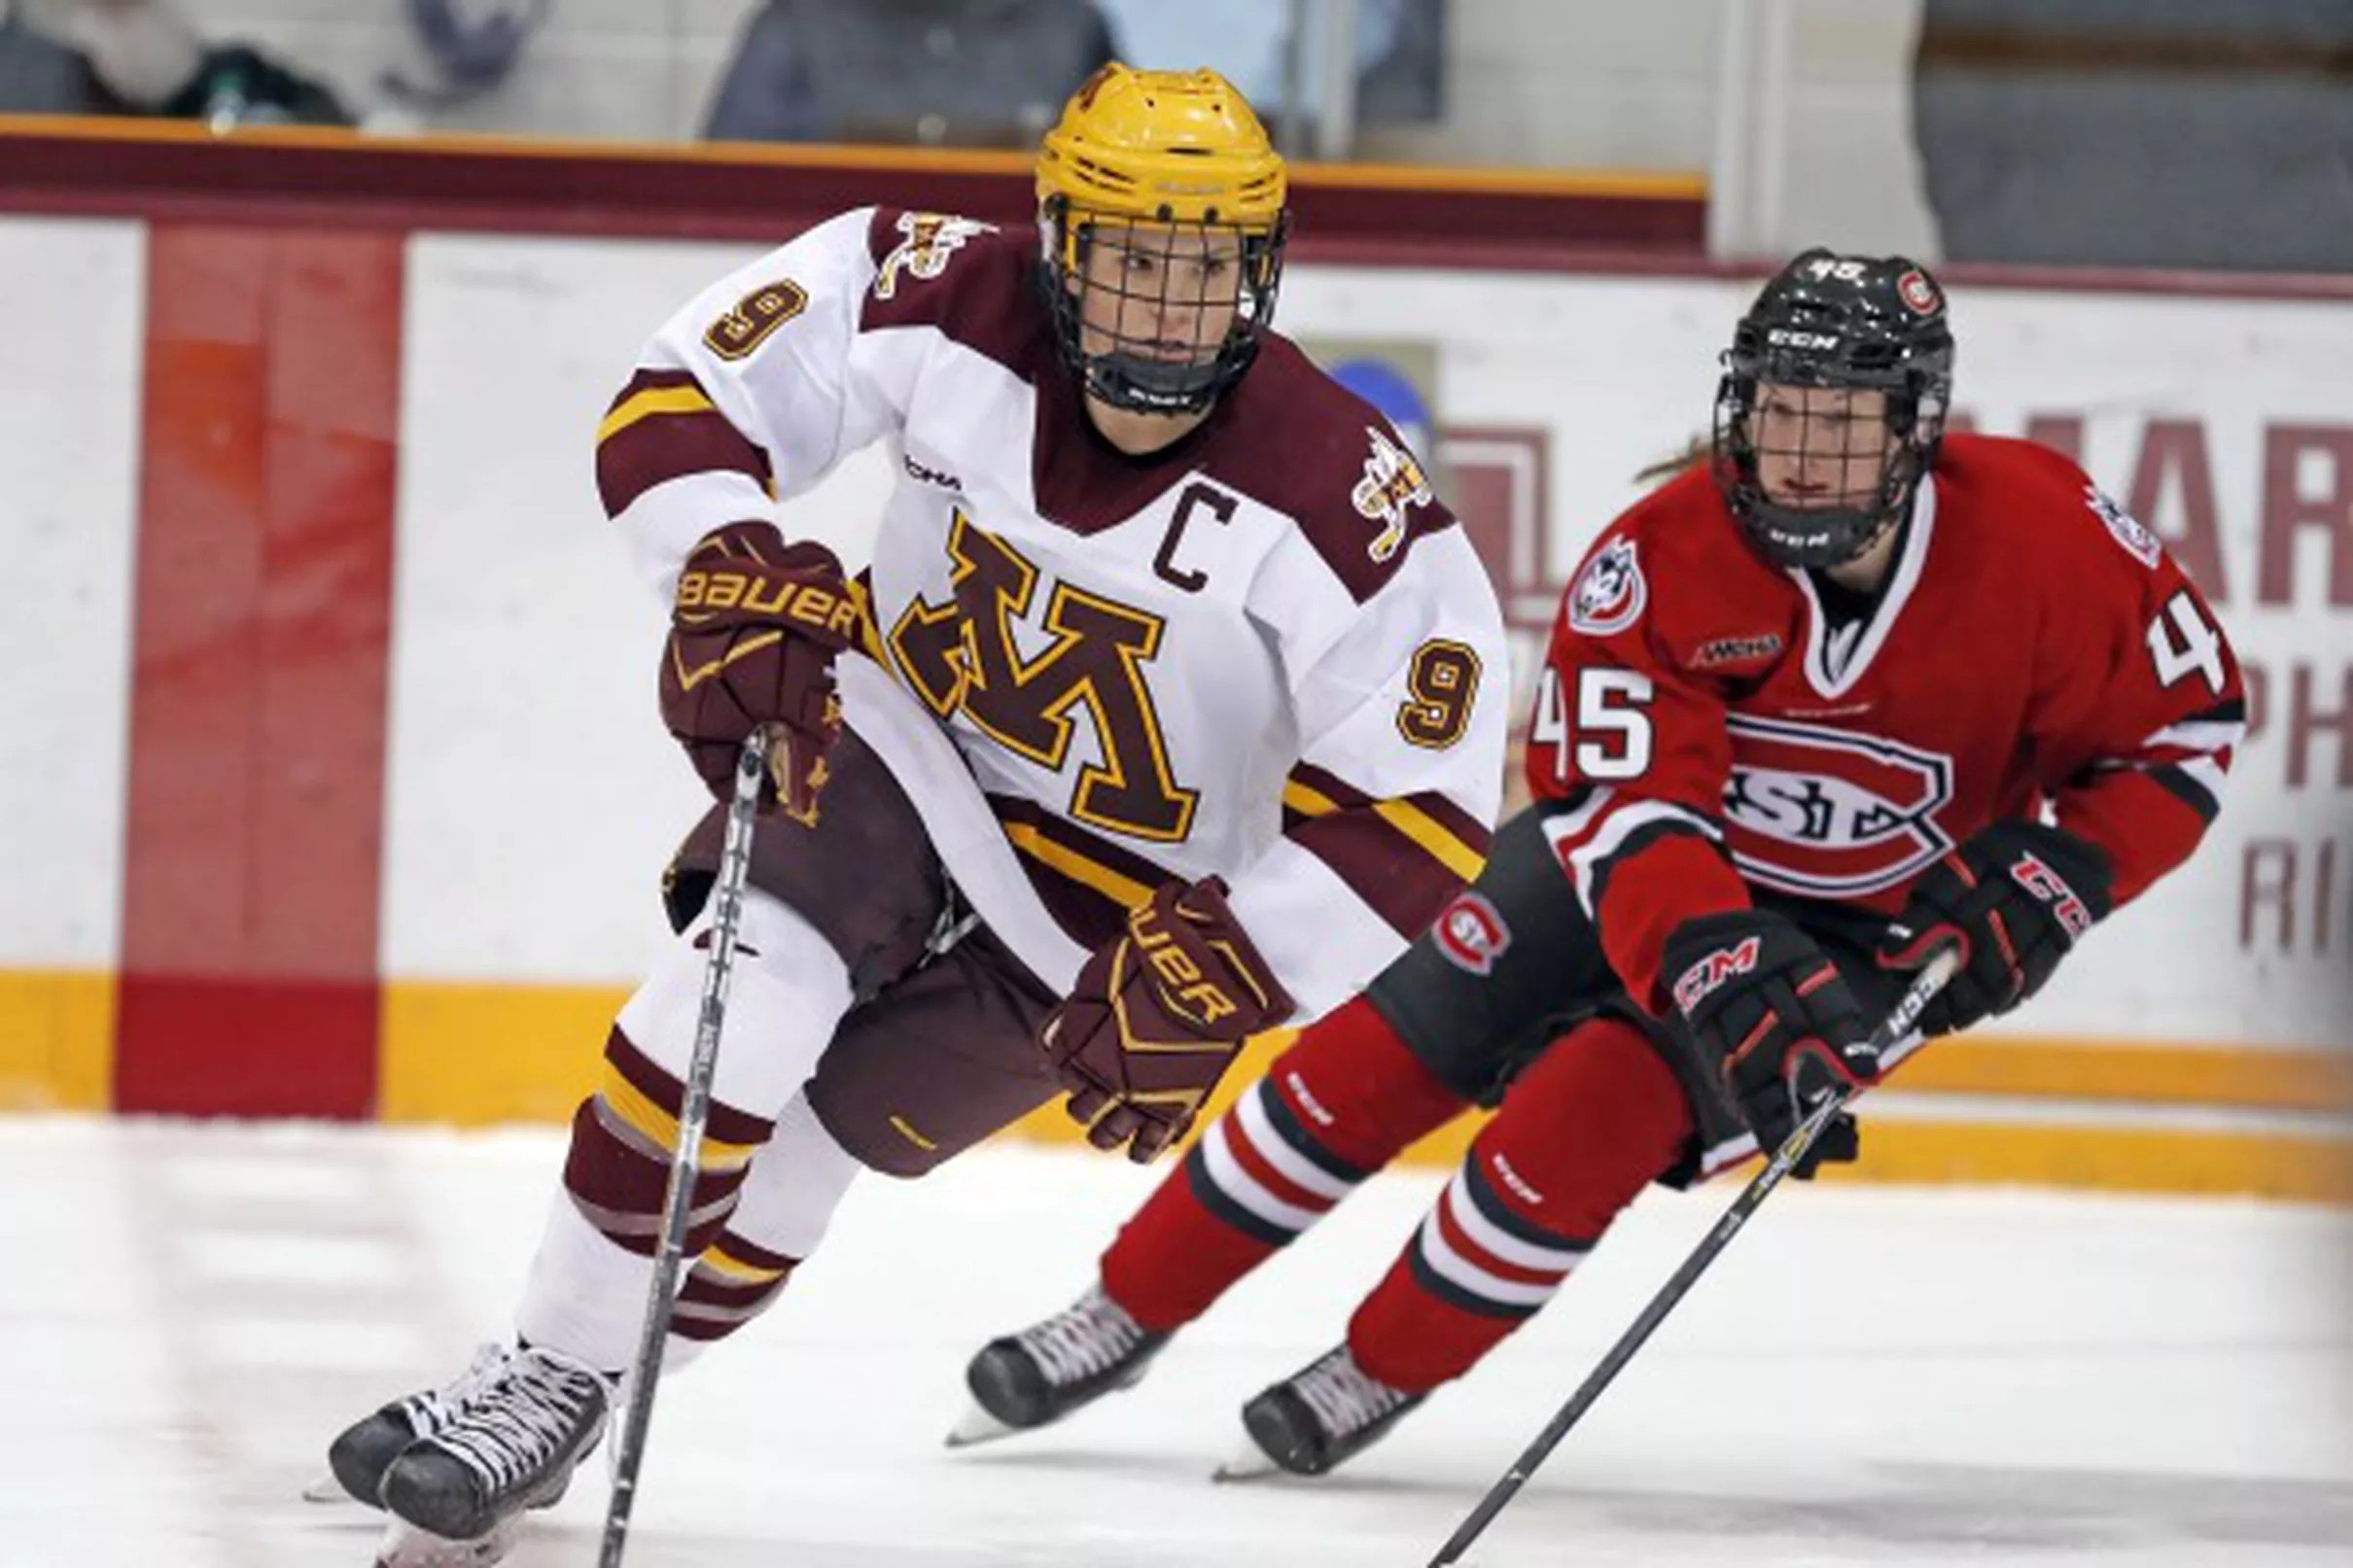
left=1035, top=64, right=1291, bottom=414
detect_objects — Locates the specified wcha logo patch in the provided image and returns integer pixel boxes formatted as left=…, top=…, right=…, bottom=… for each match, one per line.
left=1691, top=631, right=1785, bottom=671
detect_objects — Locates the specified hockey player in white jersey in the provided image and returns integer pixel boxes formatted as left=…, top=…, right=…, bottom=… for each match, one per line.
left=323, top=62, right=1507, bottom=1562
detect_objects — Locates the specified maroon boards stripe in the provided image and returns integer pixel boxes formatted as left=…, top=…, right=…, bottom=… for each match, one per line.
left=115, top=226, right=403, bottom=1117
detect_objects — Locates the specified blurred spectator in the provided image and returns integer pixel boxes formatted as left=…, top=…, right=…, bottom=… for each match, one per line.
left=1914, top=0, right=2353, bottom=271
left=706, top=0, right=1113, bottom=147
left=1, top=0, right=349, bottom=125
left=0, top=1, right=102, bottom=113
left=380, top=0, right=547, bottom=113
left=72, top=0, right=204, bottom=110
left=1096, top=0, right=1442, bottom=131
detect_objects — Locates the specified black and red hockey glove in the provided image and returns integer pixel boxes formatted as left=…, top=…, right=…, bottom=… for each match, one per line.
left=1042, top=878, right=1297, bottom=1166
left=1879, top=819, right=2114, bottom=1036
left=660, top=521, right=860, bottom=821
left=1663, top=909, right=1879, bottom=1176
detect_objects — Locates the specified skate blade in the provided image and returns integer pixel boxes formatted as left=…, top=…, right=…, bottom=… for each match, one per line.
left=1210, top=1443, right=1281, bottom=1483
left=942, top=1400, right=1019, bottom=1449
left=373, top=1516, right=519, bottom=1568
left=303, top=1470, right=358, bottom=1505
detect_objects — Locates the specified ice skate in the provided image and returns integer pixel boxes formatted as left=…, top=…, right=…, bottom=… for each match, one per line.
left=1214, top=1344, right=1426, bottom=1480
left=371, top=1342, right=613, bottom=1544
left=949, top=1283, right=1169, bottom=1446
left=326, top=1342, right=512, bottom=1507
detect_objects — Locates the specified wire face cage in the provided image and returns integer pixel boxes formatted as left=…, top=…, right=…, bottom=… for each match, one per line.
left=1039, top=197, right=1287, bottom=415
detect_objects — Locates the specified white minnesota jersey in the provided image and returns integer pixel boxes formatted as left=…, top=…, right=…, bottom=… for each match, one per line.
left=596, top=207, right=1507, bottom=1015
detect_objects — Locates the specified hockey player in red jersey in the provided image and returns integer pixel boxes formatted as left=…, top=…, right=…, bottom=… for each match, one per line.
left=324, top=64, right=1505, bottom=1562
left=960, top=248, right=2244, bottom=1479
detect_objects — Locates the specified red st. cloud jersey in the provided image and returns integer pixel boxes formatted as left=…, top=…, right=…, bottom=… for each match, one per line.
left=1528, top=434, right=2244, bottom=1013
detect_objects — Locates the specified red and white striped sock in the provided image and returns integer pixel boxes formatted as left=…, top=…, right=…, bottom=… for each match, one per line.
left=1348, top=1016, right=1693, bottom=1392
left=1100, top=997, right=1467, bottom=1333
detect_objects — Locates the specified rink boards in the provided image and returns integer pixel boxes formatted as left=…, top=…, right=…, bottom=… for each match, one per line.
left=0, top=209, right=2347, bottom=1200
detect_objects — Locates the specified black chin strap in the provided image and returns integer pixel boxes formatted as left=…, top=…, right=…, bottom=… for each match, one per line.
left=1090, top=350, right=1221, bottom=413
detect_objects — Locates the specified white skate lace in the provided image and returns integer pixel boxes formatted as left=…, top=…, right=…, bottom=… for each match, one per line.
left=1293, top=1347, right=1411, bottom=1440
left=1017, top=1287, right=1145, bottom=1388
left=395, top=1342, right=509, bottom=1438
left=429, top=1350, right=607, bottom=1495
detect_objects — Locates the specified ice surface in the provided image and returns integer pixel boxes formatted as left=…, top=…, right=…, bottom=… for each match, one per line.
left=2, top=1118, right=2347, bottom=1568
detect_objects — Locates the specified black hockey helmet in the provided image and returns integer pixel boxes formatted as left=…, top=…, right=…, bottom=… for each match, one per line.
left=1711, top=249, right=1955, bottom=569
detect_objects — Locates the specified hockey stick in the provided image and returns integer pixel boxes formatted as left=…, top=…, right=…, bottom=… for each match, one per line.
left=599, top=730, right=770, bottom=1568
left=1426, top=942, right=1961, bottom=1567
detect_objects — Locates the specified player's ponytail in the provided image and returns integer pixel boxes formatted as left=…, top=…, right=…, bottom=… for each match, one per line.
left=1633, top=434, right=1710, bottom=488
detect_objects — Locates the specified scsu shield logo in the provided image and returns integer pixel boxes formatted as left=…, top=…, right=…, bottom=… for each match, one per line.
left=1897, top=267, right=1943, bottom=316
left=1568, top=538, right=1645, bottom=636
left=1432, top=891, right=1511, bottom=975
left=1721, top=714, right=1954, bottom=897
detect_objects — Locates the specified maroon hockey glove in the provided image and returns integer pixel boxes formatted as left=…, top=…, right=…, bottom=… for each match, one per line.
left=1043, top=878, right=1298, bottom=1166
left=1879, top=819, right=2113, bottom=1036
left=659, top=521, right=860, bottom=821
left=1662, top=909, right=1879, bottom=1177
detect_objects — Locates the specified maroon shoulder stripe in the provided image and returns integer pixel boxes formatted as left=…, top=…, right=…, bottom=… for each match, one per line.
left=602, top=366, right=704, bottom=411
left=596, top=370, right=771, bottom=517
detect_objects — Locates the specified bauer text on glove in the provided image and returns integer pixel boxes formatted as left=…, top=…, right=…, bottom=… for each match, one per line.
left=1042, top=878, right=1297, bottom=1166
left=659, top=521, right=859, bottom=820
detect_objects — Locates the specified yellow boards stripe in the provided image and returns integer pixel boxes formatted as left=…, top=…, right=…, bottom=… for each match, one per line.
left=1897, top=1038, right=2353, bottom=1112
left=0, top=969, right=114, bottom=1111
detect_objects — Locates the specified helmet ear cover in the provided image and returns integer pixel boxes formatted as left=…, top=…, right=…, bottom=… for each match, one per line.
left=1710, top=250, right=1954, bottom=570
